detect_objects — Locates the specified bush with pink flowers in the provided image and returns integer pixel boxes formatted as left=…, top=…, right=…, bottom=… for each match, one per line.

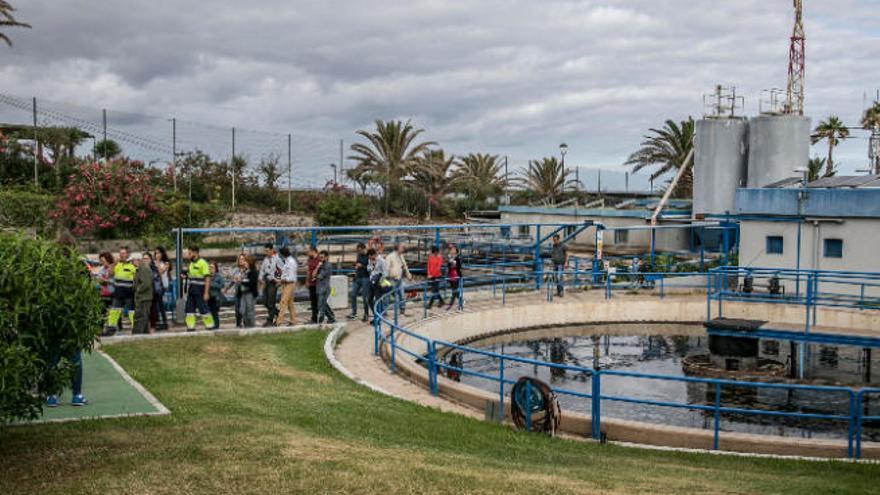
left=52, top=159, right=168, bottom=238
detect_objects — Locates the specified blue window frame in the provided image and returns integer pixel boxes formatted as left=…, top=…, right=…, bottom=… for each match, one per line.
left=766, top=236, right=783, bottom=255
left=824, top=238, right=843, bottom=258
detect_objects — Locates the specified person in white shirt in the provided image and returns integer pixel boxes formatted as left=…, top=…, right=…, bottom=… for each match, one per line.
left=275, top=246, right=298, bottom=326
left=385, top=243, right=413, bottom=315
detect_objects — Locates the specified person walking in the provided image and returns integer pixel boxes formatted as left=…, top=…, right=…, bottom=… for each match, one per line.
left=208, top=261, right=225, bottom=330
left=550, top=234, right=569, bottom=297
left=275, top=246, right=299, bottom=326
left=348, top=243, right=370, bottom=321
left=152, top=246, right=170, bottom=331
left=183, top=246, right=214, bottom=331
left=133, top=252, right=154, bottom=335
left=426, top=245, right=445, bottom=309
left=259, top=243, right=282, bottom=327
left=366, top=248, right=388, bottom=323
left=446, top=244, right=463, bottom=311
left=105, top=246, right=136, bottom=336
left=236, top=254, right=259, bottom=328
left=385, top=243, right=412, bottom=315
left=306, top=245, right=320, bottom=324
left=315, top=250, right=336, bottom=324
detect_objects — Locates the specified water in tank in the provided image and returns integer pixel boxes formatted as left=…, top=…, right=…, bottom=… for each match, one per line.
left=746, top=115, right=810, bottom=188
left=693, top=118, right=749, bottom=216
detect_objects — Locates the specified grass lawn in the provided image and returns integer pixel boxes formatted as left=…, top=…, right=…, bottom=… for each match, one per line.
left=1, top=330, right=877, bottom=494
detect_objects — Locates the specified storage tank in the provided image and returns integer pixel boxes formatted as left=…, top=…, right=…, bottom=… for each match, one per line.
left=693, top=117, right=749, bottom=216
left=746, top=115, right=811, bottom=188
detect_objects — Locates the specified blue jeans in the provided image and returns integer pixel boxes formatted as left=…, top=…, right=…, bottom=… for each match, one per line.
left=350, top=277, right=370, bottom=316
left=51, top=350, right=83, bottom=396
left=554, top=264, right=565, bottom=295
left=390, top=278, right=406, bottom=311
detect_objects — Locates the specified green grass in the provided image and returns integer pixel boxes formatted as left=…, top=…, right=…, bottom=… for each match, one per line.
left=1, top=331, right=877, bottom=494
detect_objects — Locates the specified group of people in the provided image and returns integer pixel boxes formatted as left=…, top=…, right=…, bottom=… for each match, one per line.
left=93, top=237, right=468, bottom=334
left=94, top=245, right=172, bottom=336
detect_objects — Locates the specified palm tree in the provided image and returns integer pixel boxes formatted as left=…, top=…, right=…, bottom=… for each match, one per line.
left=452, top=153, right=505, bottom=202
left=345, top=163, right=376, bottom=195
left=812, top=116, right=849, bottom=177
left=807, top=156, right=827, bottom=182
left=349, top=119, right=436, bottom=215
left=624, top=118, right=695, bottom=198
left=519, top=157, right=577, bottom=205
left=408, top=149, right=455, bottom=220
left=0, top=1, right=30, bottom=46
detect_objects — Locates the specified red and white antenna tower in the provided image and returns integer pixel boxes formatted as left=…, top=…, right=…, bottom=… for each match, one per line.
left=784, top=0, right=805, bottom=115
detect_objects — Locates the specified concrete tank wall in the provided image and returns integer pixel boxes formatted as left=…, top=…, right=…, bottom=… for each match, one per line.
left=746, top=115, right=810, bottom=188
left=693, top=118, right=749, bottom=216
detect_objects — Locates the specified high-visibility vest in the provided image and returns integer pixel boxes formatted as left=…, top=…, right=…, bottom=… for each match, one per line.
left=188, top=258, right=210, bottom=286
left=113, top=261, right=136, bottom=288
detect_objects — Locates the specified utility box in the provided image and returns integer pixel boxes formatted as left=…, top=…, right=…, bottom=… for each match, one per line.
left=329, top=275, right=349, bottom=309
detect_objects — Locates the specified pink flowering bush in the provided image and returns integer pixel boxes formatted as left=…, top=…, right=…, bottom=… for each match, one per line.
left=52, top=159, right=168, bottom=238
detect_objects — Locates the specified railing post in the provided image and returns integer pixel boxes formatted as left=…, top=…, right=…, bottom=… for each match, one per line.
left=855, top=391, right=864, bottom=459
left=591, top=371, right=601, bottom=439
left=373, top=317, right=380, bottom=356
left=706, top=271, right=712, bottom=321
left=394, top=291, right=399, bottom=327
left=605, top=273, right=611, bottom=300
left=458, top=278, right=464, bottom=310
left=428, top=340, right=438, bottom=396
left=524, top=380, right=533, bottom=431
left=847, top=391, right=855, bottom=459
left=423, top=283, right=428, bottom=319
left=713, top=382, right=721, bottom=450
left=389, top=321, right=396, bottom=373
left=574, top=258, right=580, bottom=288
left=498, top=356, right=505, bottom=422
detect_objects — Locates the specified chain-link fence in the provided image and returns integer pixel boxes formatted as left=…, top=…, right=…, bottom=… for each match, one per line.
left=0, top=92, right=345, bottom=196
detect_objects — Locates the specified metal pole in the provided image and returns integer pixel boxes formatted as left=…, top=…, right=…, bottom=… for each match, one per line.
left=287, top=133, right=292, bottom=213
left=102, top=108, right=107, bottom=143
left=32, top=97, right=38, bottom=187
left=339, top=138, right=344, bottom=183
left=171, top=118, right=177, bottom=192
left=231, top=127, right=236, bottom=210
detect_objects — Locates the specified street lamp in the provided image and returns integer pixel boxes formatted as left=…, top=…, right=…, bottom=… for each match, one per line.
left=559, top=142, right=568, bottom=165
left=329, top=163, right=337, bottom=184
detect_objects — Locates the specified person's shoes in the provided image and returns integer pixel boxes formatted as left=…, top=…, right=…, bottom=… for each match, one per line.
left=347, top=314, right=357, bottom=320
left=361, top=316, right=369, bottom=322
left=557, top=292, right=564, bottom=298
left=46, top=395, right=59, bottom=407
left=71, top=394, right=88, bottom=406
left=327, top=319, right=337, bottom=324
left=262, top=320, right=273, bottom=327
left=186, top=327, right=195, bottom=332
left=400, top=310, right=407, bottom=316
left=101, top=326, right=117, bottom=337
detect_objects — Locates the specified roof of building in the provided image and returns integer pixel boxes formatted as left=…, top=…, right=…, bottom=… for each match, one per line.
left=765, top=174, right=880, bottom=189
left=736, top=187, right=880, bottom=219
left=498, top=204, right=691, bottom=220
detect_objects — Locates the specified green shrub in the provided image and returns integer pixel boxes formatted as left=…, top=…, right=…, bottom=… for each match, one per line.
left=0, top=234, right=103, bottom=423
left=0, top=188, right=55, bottom=235
left=315, top=194, right=368, bottom=226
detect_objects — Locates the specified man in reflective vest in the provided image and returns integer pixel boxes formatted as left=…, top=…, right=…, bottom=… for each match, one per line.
left=105, top=246, right=136, bottom=335
left=184, top=246, right=215, bottom=331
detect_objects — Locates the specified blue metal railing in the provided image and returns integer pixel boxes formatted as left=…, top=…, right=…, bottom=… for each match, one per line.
left=371, top=267, right=880, bottom=458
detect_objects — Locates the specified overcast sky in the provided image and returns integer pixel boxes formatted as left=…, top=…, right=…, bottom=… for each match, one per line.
left=1, top=0, right=878, bottom=186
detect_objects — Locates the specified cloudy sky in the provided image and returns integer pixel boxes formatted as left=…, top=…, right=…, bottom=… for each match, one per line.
left=1, top=0, right=878, bottom=187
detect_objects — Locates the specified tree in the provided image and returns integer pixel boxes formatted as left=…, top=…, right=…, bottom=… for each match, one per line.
left=811, top=116, right=849, bottom=177
left=349, top=119, right=436, bottom=215
left=345, top=163, right=377, bottom=195
left=0, top=234, right=103, bottom=423
left=862, top=101, right=880, bottom=174
left=624, top=118, right=695, bottom=198
left=258, top=153, right=282, bottom=193
left=862, top=100, right=880, bottom=130
left=807, top=156, right=827, bottom=182
left=519, top=157, right=577, bottom=205
left=452, top=153, right=505, bottom=202
left=94, top=139, right=122, bottom=160
left=408, top=149, right=455, bottom=220
left=0, top=1, right=30, bottom=47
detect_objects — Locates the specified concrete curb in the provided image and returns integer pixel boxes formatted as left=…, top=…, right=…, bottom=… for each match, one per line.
left=324, top=324, right=403, bottom=400
left=99, top=322, right=332, bottom=345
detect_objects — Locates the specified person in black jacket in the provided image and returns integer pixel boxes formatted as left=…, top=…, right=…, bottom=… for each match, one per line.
left=236, top=254, right=259, bottom=328
left=445, top=244, right=463, bottom=311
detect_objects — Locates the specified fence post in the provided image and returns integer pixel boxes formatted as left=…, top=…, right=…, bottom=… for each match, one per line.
left=373, top=317, right=380, bottom=356
left=423, top=283, right=428, bottom=319
left=847, top=391, right=856, bottom=459
left=458, top=278, right=464, bottom=310
left=428, top=340, right=438, bottom=396
left=706, top=271, right=712, bottom=321
left=855, top=391, right=864, bottom=459
left=389, top=320, right=396, bottom=374
left=713, top=382, right=721, bottom=450
left=393, top=291, right=399, bottom=327
left=498, top=356, right=505, bottom=422
left=524, top=380, right=533, bottom=431
left=591, top=371, right=601, bottom=439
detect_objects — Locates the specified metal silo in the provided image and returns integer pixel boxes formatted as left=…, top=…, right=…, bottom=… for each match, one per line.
left=746, top=115, right=811, bottom=188
left=693, top=117, right=749, bottom=216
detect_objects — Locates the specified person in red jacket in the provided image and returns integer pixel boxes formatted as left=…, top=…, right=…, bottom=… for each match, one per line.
left=426, top=245, right=445, bottom=309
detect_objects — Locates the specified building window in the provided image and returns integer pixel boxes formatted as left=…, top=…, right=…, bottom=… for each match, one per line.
left=824, top=238, right=843, bottom=258
left=614, top=230, right=629, bottom=244
left=518, top=225, right=530, bottom=236
left=565, top=226, right=577, bottom=237
left=765, top=236, right=783, bottom=255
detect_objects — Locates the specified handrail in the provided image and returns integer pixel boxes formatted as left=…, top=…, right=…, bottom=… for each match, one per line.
left=370, top=265, right=880, bottom=458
